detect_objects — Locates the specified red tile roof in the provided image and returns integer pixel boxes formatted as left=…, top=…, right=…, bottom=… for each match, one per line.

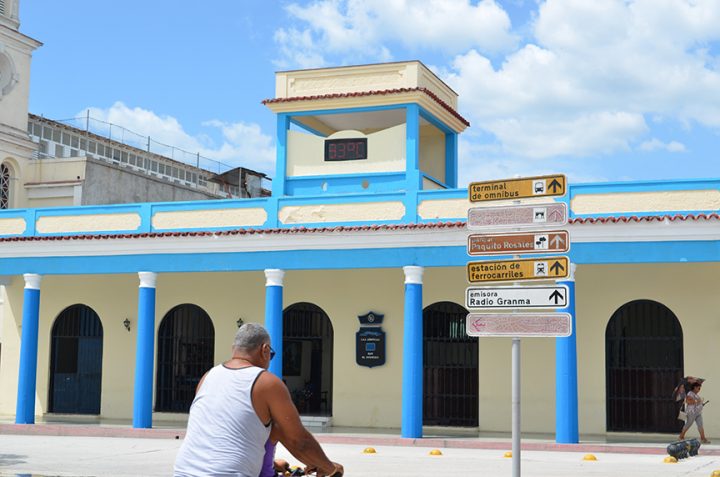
left=262, top=87, right=470, bottom=127
left=0, top=213, right=717, bottom=243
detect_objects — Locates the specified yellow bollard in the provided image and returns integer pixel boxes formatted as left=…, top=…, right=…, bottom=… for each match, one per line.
left=429, top=449, right=443, bottom=456
left=582, top=454, right=597, bottom=461
left=503, top=451, right=512, bottom=458
left=363, top=447, right=376, bottom=454
left=663, top=456, right=678, bottom=464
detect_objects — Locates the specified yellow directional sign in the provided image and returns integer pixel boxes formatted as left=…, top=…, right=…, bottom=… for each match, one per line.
left=469, top=174, right=567, bottom=202
left=467, top=256, right=569, bottom=283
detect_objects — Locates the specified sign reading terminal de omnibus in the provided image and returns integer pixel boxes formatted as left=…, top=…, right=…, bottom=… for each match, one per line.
left=469, top=174, right=567, bottom=202
left=467, top=230, right=569, bottom=256
left=466, top=312, right=572, bottom=337
left=467, top=256, right=569, bottom=283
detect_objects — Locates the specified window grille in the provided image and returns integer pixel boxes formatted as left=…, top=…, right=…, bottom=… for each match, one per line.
left=48, top=304, right=104, bottom=414
left=423, top=302, right=478, bottom=427
left=1, top=163, right=10, bottom=209
left=155, top=304, right=215, bottom=413
left=0, top=0, right=5, bottom=16
left=283, top=303, right=334, bottom=416
left=606, top=299, right=684, bottom=433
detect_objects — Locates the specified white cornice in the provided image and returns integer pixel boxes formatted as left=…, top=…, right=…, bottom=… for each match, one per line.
left=0, top=219, right=718, bottom=259
left=403, top=266, right=424, bottom=284
left=265, top=269, right=285, bottom=287
left=138, top=271, right=157, bottom=288
left=23, top=273, right=41, bottom=289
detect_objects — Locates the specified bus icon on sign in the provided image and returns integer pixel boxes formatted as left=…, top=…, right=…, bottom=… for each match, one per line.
left=533, top=180, right=545, bottom=194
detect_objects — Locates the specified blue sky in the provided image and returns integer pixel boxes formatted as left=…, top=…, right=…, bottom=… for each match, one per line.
left=19, top=0, right=720, bottom=186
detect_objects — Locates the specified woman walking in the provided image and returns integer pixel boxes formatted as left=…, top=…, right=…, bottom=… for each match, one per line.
left=679, top=382, right=710, bottom=444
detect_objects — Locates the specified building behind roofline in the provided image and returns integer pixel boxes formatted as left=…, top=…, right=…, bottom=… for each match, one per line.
left=1, top=0, right=718, bottom=442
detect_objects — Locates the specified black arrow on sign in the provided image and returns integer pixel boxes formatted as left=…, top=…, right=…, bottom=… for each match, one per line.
left=550, top=260, right=565, bottom=275
left=549, top=290, right=564, bottom=305
left=548, top=179, right=562, bottom=193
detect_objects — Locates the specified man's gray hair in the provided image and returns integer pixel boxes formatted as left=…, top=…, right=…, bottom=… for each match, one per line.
left=233, top=323, right=270, bottom=351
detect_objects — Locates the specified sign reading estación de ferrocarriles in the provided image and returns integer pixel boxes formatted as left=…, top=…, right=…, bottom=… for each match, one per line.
left=464, top=174, right=572, bottom=337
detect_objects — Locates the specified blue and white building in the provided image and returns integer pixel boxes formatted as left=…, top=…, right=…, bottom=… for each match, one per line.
left=0, top=3, right=717, bottom=441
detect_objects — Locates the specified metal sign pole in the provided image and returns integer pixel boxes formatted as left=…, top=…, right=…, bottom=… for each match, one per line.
left=512, top=337, right=521, bottom=477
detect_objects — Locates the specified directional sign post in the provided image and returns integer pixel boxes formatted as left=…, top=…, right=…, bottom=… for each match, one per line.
left=469, top=174, right=566, bottom=202
left=466, top=285, right=569, bottom=309
left=465, top=173, right=570, bottom=477
left=467, top=256, right=569, bottom=283
left=468, top=202, right=568, bottom=230
left=467, top=230, right=569, bottom=256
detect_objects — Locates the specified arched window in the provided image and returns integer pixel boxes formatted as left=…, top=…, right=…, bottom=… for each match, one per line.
left=49, top=304, right=104, bottom=414
left=1, top=163, right=11, bottom=209
left=155, top=304, right=215, bottom=413
left=283, top=303, right=333, bottom=416
left=423, top=301, right=478, bottom=427
left=606, top=299, right=683, bottom=433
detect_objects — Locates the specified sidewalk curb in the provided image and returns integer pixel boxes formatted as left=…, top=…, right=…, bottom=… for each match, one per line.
left=1, top=424, right=718, bottom=456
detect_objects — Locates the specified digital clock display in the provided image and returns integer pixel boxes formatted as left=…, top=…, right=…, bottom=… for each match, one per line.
left=324, top=138, right=368, bottom=161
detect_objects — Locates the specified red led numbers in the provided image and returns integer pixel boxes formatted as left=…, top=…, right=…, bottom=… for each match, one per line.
left=325, top=138, right=367, bottom=161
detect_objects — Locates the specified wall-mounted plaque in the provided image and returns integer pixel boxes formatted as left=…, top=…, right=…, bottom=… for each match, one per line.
left=356, top=311, right=385, bottom=368
left=356, top=328, right=386, bottom=368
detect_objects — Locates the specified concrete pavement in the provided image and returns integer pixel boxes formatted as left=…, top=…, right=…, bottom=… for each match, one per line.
left=0, top=424, right=719, bottom=476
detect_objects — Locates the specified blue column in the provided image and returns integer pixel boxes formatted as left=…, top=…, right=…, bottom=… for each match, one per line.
left=265, top=269, right=285, bottom=378
left=15, top=274, right=42, bottom=424
left=404, top=104, right=421, bottom=223
left=556, top=263, right=578, bottom=443
left=133, top=272, right=157, bottom=429
left=401, top=266, right=423, bottom=438
left=273, top=114, right=290, bottom=197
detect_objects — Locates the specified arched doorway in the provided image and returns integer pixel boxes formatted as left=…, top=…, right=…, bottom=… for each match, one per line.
left=423, top=301, right=478, bottom=427
left=1, top=162, right=12, bottom=209
left=606, top=299, right=684, bottom=433
left=283, top=303, right=333, bottom=416
left=155, top=304, right=215, bottom=413
left=49, top=304, right=103, bottom=414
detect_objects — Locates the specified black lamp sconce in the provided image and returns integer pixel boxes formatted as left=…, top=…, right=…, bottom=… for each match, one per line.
left=123, top=318, right=131, bottom=332
left=236, top=317, right=244, bottom=328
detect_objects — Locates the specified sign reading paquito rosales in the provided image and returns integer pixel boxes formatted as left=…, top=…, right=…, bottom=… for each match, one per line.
left=467, top=230, right=569, bottom=256
left=469, top=174, right=567, bottom=202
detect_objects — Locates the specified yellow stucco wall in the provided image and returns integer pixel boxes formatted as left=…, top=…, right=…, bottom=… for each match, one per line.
left=575, top=263, right=720, bottom=436
left=571, top=190, right=720, bottom=214
left=152, top=208, right=268, bottom=230
left=419, top=125, right=445, bottom=184
left=35, top=213, right=141, bottom=234
left=287, top=126, right=406, bottom=177
left=279, top=202, right=405, bottom=224
left=0, top=264, right=716, bottom=438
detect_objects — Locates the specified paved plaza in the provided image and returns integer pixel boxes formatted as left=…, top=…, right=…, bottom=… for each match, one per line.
left=0, top=428, right=719, bottom=477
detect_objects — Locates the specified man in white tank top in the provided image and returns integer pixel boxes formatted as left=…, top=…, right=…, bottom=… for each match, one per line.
left=174, top=323, right=343, bottom=477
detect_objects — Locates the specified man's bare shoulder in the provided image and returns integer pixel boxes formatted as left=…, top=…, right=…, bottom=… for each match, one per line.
left=254, top=369, right=285, bottom=392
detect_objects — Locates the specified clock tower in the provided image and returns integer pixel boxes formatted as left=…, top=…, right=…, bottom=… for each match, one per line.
left=262, top=61, right=469, bottom=222
left=0, top=0, right=41, bottom=209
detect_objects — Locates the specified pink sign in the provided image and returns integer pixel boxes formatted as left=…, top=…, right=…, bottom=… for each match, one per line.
left=465, top=313, right=572, bottom=337
left=467, top=203, right=567, bottom=229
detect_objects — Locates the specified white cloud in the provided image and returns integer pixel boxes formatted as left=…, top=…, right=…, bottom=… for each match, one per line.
left=275, top=0, right=516, bottom=67
left=443, top=0, right=720, bottom=160
left=80, top=102, right=275, bottom=174
left=639, top=139, right=687, bottom=153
